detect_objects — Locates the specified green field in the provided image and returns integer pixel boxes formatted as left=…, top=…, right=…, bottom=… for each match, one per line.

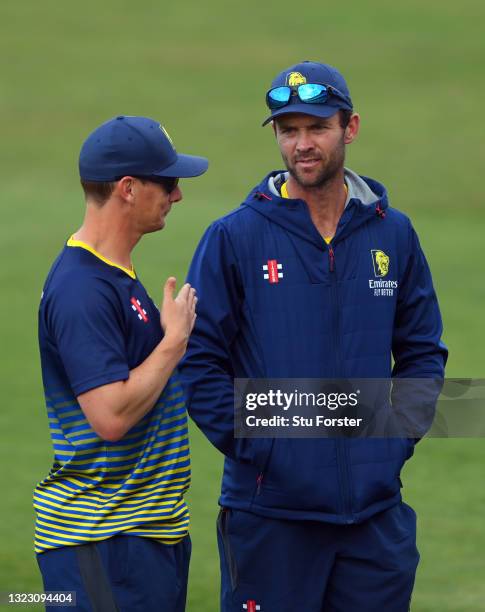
left=1, top=1, right=484, bottom=610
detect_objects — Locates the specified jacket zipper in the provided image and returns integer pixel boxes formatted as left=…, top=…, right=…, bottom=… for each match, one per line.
left=254, top=439, right=275, bottom=499
left=256, top=473, right=263, bottom=495
left=328, top=243, right=354, bottom=523
left=328, top=244, right=335, bottom=272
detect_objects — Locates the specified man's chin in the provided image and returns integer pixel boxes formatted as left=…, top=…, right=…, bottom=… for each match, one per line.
left=143, top=221, right=165, bottom=235
left=300, top=178, right=321, bottom=189
left=293, top=172, right=325, bottom=189
left=291, top=166, right=341, bottom=190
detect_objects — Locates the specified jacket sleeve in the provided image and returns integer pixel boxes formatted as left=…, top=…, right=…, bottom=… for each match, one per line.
left=391, top=221, right=448, bottom=438
left=392, top=221, right=448, bottom=377
left=179, top=222, right=258, bottom=462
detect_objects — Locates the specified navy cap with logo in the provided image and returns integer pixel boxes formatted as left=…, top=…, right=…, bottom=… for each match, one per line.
left=79, top=115, right=209, bottom=181
left=262, top=60, right=353, bottom=126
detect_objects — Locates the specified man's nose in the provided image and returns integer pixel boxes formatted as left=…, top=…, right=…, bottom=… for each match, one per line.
left=169, top=186, right=183, bottom=204
left=295, top=131, right=314, bottom=151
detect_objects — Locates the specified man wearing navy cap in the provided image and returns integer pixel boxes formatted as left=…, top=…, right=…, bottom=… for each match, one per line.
left=35, top=116, right=208, bottom=611
left=180, top=62, right=447, bottom=611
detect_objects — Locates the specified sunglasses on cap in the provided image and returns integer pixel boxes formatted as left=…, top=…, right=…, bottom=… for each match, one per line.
left=266, top=83, right=352, bottom=110
left=133, top=176, right=180, bottom=194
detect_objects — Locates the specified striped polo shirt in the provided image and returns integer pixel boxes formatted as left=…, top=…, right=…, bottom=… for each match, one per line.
left=34, top=238, right=190, bottom=554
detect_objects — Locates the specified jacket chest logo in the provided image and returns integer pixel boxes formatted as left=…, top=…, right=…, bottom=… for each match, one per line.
left=130, top=296, right=149, bottom=322
left=369, top=250, right=398, bottom=296
left=371, top=249, right=390, bottom=277
left=263, top=259, right=283, bottom=284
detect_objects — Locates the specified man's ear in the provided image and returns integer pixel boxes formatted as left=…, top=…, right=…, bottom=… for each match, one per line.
left=344, top=113, right=360, bottom=145
left=116, top=176, right=136, bottom=201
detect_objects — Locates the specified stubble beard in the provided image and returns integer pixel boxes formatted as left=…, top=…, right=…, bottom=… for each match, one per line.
left=285, top=138, right=346, bottom=190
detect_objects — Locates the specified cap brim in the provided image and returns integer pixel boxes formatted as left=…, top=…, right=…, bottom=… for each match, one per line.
left=153, top=153, right=209, bottom=178
left=262, top=103, right=342, bottom=127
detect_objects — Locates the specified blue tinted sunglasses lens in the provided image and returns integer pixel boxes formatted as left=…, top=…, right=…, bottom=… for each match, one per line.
left=298, top=83, right=328, bottom=103
left=267, top=86, right=291, bottom=108
left=133, top=176, right=179, bottom=193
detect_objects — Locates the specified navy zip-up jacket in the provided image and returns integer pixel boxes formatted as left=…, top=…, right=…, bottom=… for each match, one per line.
left=180, top=170, right=447, bottom=524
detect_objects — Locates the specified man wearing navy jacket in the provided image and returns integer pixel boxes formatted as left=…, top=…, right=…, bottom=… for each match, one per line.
left=180, top=61, right=447, bottom=611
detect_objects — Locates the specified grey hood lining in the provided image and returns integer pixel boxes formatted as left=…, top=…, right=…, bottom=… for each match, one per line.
left=344, top=168, right=378, bottom=206
left=268, top=172, right=289, bottom=197
left=267, top=168, right=378, bottom=207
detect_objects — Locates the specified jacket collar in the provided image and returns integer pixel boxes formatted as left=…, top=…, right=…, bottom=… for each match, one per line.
left=244, top=169, right=389, bottom=248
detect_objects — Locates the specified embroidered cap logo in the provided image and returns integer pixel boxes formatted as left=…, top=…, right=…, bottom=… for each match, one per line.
left=285, top=71, right=307, bottom=86
left=159, top=124, right=174, bottom=146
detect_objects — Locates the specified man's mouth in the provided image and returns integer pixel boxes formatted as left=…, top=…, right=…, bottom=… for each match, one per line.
left=296, top=158, right=320, bottom=168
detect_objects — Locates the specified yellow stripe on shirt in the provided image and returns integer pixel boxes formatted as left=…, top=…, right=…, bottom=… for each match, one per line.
left=67, top=236, right=136, bottom=279
left=280, top=180, right=334, bottom=244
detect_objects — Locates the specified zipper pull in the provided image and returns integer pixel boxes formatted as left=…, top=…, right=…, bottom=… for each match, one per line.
left=328, top=245, right=335, bottom=272
left=256, top=473, right=263, bottom=494
left=375, top=202, right=386, bottom=219
left=255, top=191, right=272, bottom=201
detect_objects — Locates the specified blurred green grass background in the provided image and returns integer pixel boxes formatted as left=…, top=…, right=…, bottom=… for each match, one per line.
left=1, top=0, right=484, bottom=610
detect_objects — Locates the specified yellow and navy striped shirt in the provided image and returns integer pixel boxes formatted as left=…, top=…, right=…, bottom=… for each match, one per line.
left=35, top=239, right=190, bottom=553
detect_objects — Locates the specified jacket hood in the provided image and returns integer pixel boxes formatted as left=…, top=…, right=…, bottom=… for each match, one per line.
left=243, top=168, right=389, bottom=248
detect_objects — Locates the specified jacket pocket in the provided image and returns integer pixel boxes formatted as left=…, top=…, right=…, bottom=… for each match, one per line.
left=251, top=438, right=275, bottom=472
left=255, top=439, right=339, bottom=513
left=350, top=439, right=408, bottom=512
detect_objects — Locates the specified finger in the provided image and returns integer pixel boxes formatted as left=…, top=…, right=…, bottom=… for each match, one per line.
left=191, top=295, right=198, bottom=312
left=164, top=277, right=177, bottom=301
left=177, top=282, right=191, bottom=301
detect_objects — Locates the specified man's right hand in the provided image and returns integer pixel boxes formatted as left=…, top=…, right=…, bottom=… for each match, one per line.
left=161, top=277, right=197, bottom=348
left=77, top=277, right=197, bottom=442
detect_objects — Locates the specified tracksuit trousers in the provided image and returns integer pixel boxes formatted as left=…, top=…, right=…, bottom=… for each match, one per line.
left=217, top=502, right=419, bottom=612
left=37, top=534, right=191, bottom=611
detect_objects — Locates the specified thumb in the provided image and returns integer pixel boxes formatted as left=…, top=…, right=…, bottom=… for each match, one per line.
left=164, top=277, right=177, bottom=301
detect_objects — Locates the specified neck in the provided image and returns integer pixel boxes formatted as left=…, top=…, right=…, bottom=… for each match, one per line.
left=287, top=170, right=347, bottom=239
left=73, top=201, right=141, bottom=270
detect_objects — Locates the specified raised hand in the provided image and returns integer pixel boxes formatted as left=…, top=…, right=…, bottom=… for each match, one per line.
left=160, top=277, right=197, bottom=347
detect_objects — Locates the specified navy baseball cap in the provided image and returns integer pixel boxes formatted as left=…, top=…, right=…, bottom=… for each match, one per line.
left=79, top=115, right=208, bottom=181
left=262, top=61, right=353, bottom=126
